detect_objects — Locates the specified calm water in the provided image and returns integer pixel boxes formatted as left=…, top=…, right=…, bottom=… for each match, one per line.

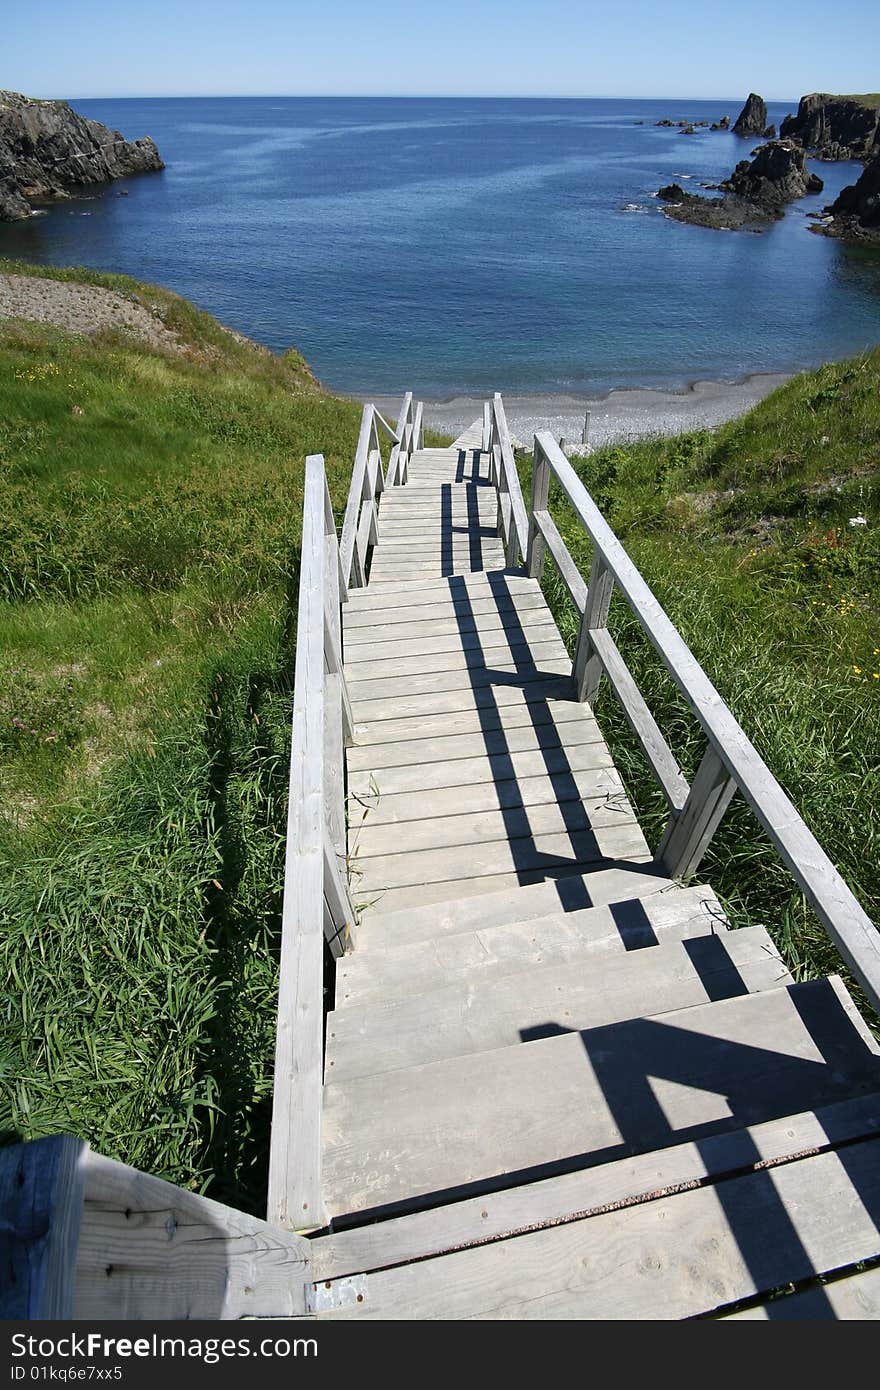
left=2, top=97, right=879, bottom=396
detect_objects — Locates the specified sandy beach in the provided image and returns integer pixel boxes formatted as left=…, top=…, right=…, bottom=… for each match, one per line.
left=372, top=373, right=791, bottom=451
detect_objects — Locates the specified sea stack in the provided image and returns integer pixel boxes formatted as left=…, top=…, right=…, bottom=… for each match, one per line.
left=0, top=90, right=164, bottom=221
left=780, top=93, right=880, bottom=161
left=732, top=93, right=768, bottom=137
left=816, top=158, right=880, bottom=243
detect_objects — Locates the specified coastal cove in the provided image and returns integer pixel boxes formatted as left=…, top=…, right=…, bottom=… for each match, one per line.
left=1, top=96, right=879, bottom=398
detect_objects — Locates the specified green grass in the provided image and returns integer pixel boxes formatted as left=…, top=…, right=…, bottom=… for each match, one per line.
left=0, top=261, right=365, bottom=1209
left=519, top=348, right=880, bottom=1022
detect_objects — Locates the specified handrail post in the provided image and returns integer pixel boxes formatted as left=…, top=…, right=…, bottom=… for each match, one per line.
left=657, top=744, right=737, bottom=879
left=573, top=554, right=615, bottom=704
left=526, top=437, right=550, bottom=578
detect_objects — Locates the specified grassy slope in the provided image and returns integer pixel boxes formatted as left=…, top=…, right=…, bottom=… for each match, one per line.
left=0, top=262, right=365, bottom=1209
left=525, top=349, right=880, bottom=1018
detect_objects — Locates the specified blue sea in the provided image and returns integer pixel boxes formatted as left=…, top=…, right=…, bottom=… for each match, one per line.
left=2, top=96, right=879, bottom=396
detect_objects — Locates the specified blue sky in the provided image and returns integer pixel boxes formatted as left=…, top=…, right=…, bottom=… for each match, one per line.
left=5, top=0, right=879, bottom=100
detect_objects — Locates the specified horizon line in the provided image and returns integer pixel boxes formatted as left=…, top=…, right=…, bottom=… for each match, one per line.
left=45, top=91, right=802, bottom=104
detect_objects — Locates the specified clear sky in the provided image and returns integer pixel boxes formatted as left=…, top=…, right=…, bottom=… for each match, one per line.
left=5, top=0, right=879, bottom=101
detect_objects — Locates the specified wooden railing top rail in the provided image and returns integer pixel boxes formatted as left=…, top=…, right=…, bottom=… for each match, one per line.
left=533, top=430, right=880, bottom=1015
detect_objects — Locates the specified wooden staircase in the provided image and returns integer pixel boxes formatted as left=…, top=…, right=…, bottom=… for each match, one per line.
left=290, top=407, right=880, bottom=1318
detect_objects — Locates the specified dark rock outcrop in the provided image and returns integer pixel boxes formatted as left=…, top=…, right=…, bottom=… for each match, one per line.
left=814, top=157, right=880, bottom=243
left=720, top=140, right=823, bottom=205
left=0, top=90, right=163, bottom=221
left=780, top=93, right=880, bottom=162
left=656, top=183, right=779, bottom=231
left=763, top=124, right=777, bottom=139
left=732, top=93, right=768, bottom=136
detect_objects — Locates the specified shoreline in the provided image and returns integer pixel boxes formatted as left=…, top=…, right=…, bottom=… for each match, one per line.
left=368, top=371, right=791, bottom=449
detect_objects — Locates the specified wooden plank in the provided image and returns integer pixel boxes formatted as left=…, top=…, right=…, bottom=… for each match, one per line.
left=347, top=656, right=573, bottom=703
left=267, top=453, right=328, bottom=1231
left=354, top=862, right=656, bottom=916
left=590, top=628, right=690, bottom=813
left=349, top=675, right=589, bottom=729
left=349, top=737, right=615, bottom=799
left=349, top=763, right=626, bottom=829
left=535, top=431, right=880, bottom=1014
left=326, top=926, right=789, bottom=1083
left=527, top=437, right=551, bottom=579
left=534, top=507, right=588, bottom=612
left=351, top=822, right=650, bottom=895
left=358, top=864, right=680, bottom=946
left=723, top=1266, right=880, bottom=1319
left=318, top=1137, right=880, bottom=1319
left=351, top=785, right=639, bottom=860
left=345, top=571, right=538, bottom=602
left=345, top=635, right=568, bottom=682
left=342, top=883, right=720, bottom=1003
left=350, top=693, right=585, bottom=753
left=493, top=394, right=529, bottom=564
left=339, top=406, right=374, bottom=586
left=344, top=608, right=560, bottom=652
left=343, top=588, right=548, bottom=630
left=658, top=744, right=738, bottom=878
left=311, top=1092, right=880, bottom=1283
left=321, top=977, right=880, bottom=1221
left=0, top=1135, right=85, bottom=1319
left=574, top=551, right=614, bottom=703
left=76, top=1151, right=311, bottom=1320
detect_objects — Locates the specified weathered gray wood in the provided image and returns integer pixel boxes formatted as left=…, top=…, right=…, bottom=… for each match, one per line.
left=351, top=783, right=639, bottom=860
left=343, top=589, right=547, bottom=630
left=318, top=1136, right=880, bottom=1319
left=0, top=1135, right=85, bottom=1319
left=351, top=822, right=650, bottom=897
left=345, top=571, right=538, bottom=601
left=267, top=453, right=328, bottom=1231
left=493, top=394, right=529, bottom=565
left=355, top=862, right=655, bottom=916
left=345, top=634, right=568, bottom=682
left=348, top=690, right=587, bottom=752
left=482, top=400, right=491, bottom=453
left=347, top=656, right=573, bottom=704
left=345, top=612, right=561, bottom=658
left=534, top=431, right=880, bottom=1014
left=327, top=926, right=788, bottom=1082
left=348, top=732, right=614, bottom=795
left=349, top=764, right=625, bottom=830
left=723, top=1266, right=880, bottom=1319
left=322, top=977, right=880, bottom=1220
left=339, top=406, right=375, bottom=587
left=533, top=507, right=588, bottom=612
left=573, top=551, right=615, bottom=703
left=358, top=864, right=678, bottom=945
left=324, top=839, right=356, bottom=958
left=342, top=885, right=723, bottom=1005
left=590, top=628, right=690, bottom=813
left=658, top=744, right=738, bottom=878
left=527, top=436, right=550, bottom=578
left=311, top=1092, right=880, bottom=1284
left=76, top=1151, right=311, bottom=1320
left=412, top=400, right=423, bottom=453
left=350, top=674, right=587, bottom=728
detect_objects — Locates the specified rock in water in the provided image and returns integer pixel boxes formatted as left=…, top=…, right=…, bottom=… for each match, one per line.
left=816, top=157, right=880, bottom=243
left=720, top=140, right=821, bottom=205
left=781, top=93, right=880, bottom=161
left=732, top=93, right=768, bottom=136
left=0, top=90, right=164, bottom=221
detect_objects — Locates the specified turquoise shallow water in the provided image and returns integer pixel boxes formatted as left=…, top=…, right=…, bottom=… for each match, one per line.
left=1, top=96, right=878, bottom=395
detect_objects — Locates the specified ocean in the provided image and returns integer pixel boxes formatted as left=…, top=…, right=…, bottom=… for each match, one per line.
left=1, top=96, right=878, bottom=397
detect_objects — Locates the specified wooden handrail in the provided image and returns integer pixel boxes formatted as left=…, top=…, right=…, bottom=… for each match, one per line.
left=529, top=430, right=880, bottom=1015
left=340, top=393, right=422, bottom=580
left=486, top=393, right=529, bottom=566
left=267, top=452, right=357, bottom=1231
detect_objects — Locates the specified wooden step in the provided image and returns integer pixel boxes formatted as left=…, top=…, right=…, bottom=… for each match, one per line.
left=344, top=612, right=561, bottom=657
left=348, top=714, right=608, bottom=781
left=348, top=691, right=588, bottom=753
left=339, top=883, right=721, bottom=1005
left=342, top=589, right=548, bottom=630
left=347, top=657, right=573, bottom=704
left=312, top=1092, right=880, bottom=1287
left=344, top=633, right=568, bottom=681
left=321, top=977, right=880, bottom=1220
left=317, top=1129, right=880, bottom=1318
left=722, top=1266, right=880, bottom=1319
left=326, top=925, right=789, bottom=1083
left=346, top=569, right=532, bottom=601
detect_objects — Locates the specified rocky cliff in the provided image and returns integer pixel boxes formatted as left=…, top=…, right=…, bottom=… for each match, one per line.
left=0, top=90, right=163, bottom=221
left=732, top=93, right=768, bottom=137
left=657, top=139, right=823, bottom=233
left=816, top=158, right=880, bottom=243
left=780, top=93, right=880, bottom=161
